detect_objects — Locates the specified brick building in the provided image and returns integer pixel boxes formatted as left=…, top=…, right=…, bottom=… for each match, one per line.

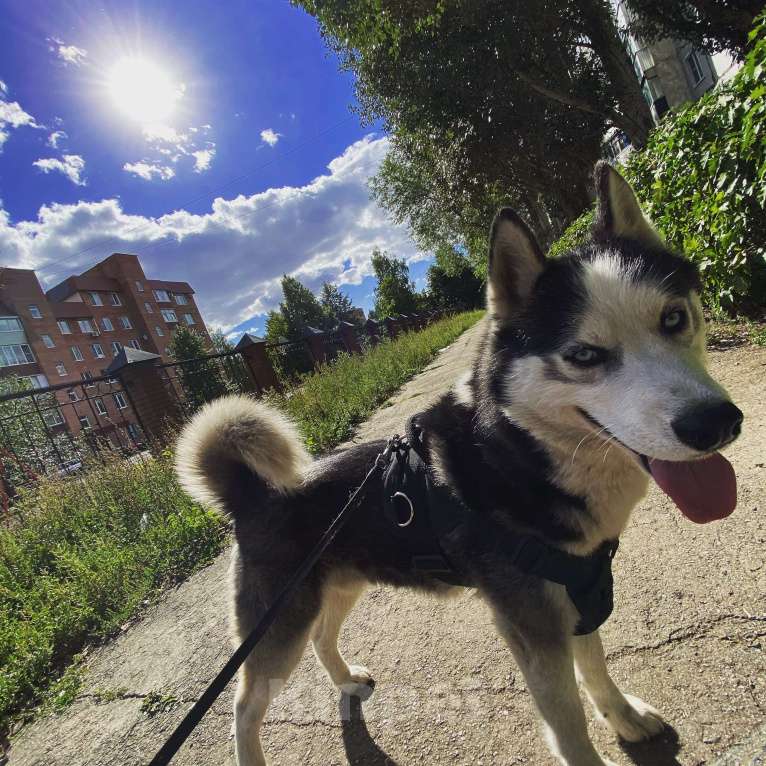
left=0, top=253, right=209, bottom=441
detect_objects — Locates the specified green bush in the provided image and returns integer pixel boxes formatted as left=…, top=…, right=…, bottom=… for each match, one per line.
left=546, top=12, right=766, bottom=315
left=270, top=310, right=484, bottom=454
left=0, top=453, right=226, bottom=736
left=547, top=210, right=595, bottom=260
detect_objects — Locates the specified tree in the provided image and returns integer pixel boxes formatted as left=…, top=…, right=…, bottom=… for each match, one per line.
left=295, top=0, right=655, bottom=269
left=167, top=325, right=228, bottom=413
left=280, top=275, right=333, bottom=337
left=209, top=330, right=252, bottom=394
left=426, top=246, right=485, bottom=311
left=320, top=282, right=360, bottom=324
left=625, top=0, right=761, bottom=59
left=370, top=249, right=419, bottom=318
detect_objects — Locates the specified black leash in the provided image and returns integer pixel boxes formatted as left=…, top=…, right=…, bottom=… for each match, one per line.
left=147, top=444, right=391, bottom=766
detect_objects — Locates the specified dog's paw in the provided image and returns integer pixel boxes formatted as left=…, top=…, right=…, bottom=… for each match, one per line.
left=338, top=665, right=375, bottom=700
left=599, top=693, right=666, bottom=742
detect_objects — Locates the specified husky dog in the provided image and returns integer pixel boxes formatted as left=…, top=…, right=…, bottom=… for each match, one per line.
left=176, top=163, right=742, bottom=766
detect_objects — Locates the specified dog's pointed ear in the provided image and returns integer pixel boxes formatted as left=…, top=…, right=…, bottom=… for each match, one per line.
left=487, top=208, right=545, bottom=320
left=592, top=161, right=665, bottom=249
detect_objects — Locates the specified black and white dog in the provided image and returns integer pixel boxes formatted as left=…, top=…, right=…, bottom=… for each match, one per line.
left=176, top=163, right=742, bottom=766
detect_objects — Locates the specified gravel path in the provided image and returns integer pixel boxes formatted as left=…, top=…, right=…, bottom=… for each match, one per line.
left=8, top=320, right=765, bottom=766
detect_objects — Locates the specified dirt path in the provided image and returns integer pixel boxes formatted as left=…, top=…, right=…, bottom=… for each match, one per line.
left=9, top=321, right=766, bottom=766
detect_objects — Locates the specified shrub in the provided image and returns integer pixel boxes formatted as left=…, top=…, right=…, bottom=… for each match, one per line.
left=270, top=310, right=484, bottom=454
left=546, top=210, right=595, bottom=260
left=546, top=12, right=766, bottom=315
left=0, top=452, right=226, bottom=736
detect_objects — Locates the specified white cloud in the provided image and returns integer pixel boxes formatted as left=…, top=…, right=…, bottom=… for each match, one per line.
left=260, top=128, right=281, bottom=147
left=0, top=81, right=39, bottom=151
left=123, top=161, right=175, bottom=181
left=47, top=130, right=67, bottom=148
left=1, top=136, right=424, bottom=331
left=191, top=148, right=215, bottom=173
left=32, top=154, right=86, bottom=185
left=48, top=38, right=88, bottom=66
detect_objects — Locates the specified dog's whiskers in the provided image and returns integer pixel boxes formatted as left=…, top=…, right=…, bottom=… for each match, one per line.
left=571, top=425, right=609, bottom=466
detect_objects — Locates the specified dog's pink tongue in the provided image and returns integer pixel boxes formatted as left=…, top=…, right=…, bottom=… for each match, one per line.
left=648, top=453, right=737, bottom=523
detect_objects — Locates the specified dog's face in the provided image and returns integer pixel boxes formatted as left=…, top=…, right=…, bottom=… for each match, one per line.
left=487, top=163, right=742, bottom=521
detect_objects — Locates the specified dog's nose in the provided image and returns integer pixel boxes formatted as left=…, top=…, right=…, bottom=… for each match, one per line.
left=671, top=401, right=743, bottom=452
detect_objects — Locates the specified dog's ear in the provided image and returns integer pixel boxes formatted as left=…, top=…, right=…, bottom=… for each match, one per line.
left=488, top=208, right=545, bottom=320
left=592, top=161, right=665, bottom=249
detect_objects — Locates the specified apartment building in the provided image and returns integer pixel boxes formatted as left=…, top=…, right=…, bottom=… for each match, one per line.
left=0, top=253, right=209, bottom=440
left=604, top=1, right=742, bottom=161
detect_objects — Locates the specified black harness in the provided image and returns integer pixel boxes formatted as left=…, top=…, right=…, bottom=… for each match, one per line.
left=381, top=417, right=618, bottom=635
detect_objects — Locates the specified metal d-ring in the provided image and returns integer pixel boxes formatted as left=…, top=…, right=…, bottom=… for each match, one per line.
left=392, top=491, right=415, bottom=527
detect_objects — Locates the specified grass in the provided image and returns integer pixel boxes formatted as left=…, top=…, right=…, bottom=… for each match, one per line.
left=0, top=451, right=227, bottom=739
left=270, top=310, right=485, bottom=453
left=0, top=310, right=483, bottom=739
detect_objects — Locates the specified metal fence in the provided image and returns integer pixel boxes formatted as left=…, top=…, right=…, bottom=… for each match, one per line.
left=0, top=311, right=451, bottom=515
left=0, top=373, right=147, bottom=513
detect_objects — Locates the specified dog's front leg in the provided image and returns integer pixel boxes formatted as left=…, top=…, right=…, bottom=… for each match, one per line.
left=501, top=626, right=617, bottom=766
left=573, top=630, right=665, bottom=742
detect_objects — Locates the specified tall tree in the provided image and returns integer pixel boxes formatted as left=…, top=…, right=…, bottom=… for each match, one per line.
left=279, top=275, right=333, bottom=337
left=370, top=249, right=419, bottom=318
left=167, top=325, right=228, bottom=412
left=319, top=282, right=359, bottom=324
left=426, top=246, right=485, bottom=311
left=624, top=0, right=761, bottom=59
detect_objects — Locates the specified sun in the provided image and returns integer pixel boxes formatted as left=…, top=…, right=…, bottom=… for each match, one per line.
left=107, top=57, right=182, bottom=126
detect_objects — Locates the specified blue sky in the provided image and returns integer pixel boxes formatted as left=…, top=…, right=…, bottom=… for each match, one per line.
left=0, top=0, right=432, bottom=339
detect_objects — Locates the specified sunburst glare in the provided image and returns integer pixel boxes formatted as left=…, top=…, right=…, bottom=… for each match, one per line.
left=107, top=56, right=183, bottom=126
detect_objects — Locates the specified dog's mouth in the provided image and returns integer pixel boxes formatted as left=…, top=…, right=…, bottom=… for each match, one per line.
left=576, top=408, right=737, bottom=524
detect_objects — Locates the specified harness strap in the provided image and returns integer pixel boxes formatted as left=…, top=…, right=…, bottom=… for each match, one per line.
left=382, top=414, right=619, bottom=635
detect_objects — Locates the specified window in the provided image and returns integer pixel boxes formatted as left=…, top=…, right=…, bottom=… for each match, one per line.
left=28, top=304, right=42, bottom=319
left=79, top=319, right=96, bottom=334
left=111, top=341, right=122, bottom=356
left=71, top=346, right=84, bottom=362
left=78, top=415, right=92, bottom=429
left=94, top=398, right=107, bottom=416
left=153, top=289, right=170, bottom=302
left=110, top=292, right=122, bottom=306
left=129, top=339, right=141, bottom=350
left=183, top=313, right=196, bottom=326
left=113, top=392, right=128, bottom=410
left=135, top=281, right=144, bottom=292
left=56, top=362, right=67, bottom=376
left=155, top=325, right=164, bottom=337
left=89, top=292, right=103, bottom=306
left=68, top=389, right=79, bottom=402
left=0, top=344, right=35, bottom=367
left=120, top=316, right=132, bottom=329
left=23, top=374, right=49, bottom=389
left=42, top=408, right=65, bottom=427
left=161, top=309, right=177, bottom=322
left=127, top=423, right=141, bottom=442
left=81, top=371, right=95, bottom=386
left=57, top=320, right=71, bottom=334
left=101, top=317, right=114, bottom=332
left=175, top=293, right=189, bottom=305
left=92, top=343, right=105, bottom=359
left=686, top=50, right=705, bottom=85
left=41, top=334, right=55, bottom=348
left=144, top=302, right=154, bottom=314
left=0, top=317, right=23, bottom=332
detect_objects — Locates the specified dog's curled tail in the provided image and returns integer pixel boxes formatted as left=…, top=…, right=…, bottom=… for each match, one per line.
left=175, top=394, right=311, bottom=511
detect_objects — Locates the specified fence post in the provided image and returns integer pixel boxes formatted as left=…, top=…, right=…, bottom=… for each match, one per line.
left=364, top=319, right=380, bottom=346
left=305, top=326, right=328, bottom=367
left=107, top=349, right=182, bottom=447
left=236, top=334, right=283, bottom=393
left=338, top=321, right=362, bottom=354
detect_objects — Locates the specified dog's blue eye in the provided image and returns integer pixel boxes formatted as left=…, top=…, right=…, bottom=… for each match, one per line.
left=566, top=346, right=604, bottom=367
left=661, top=309, right=686, bottom=333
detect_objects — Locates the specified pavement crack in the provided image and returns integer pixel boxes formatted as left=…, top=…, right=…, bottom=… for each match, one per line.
left=607, top=613, right=766, bottom=660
